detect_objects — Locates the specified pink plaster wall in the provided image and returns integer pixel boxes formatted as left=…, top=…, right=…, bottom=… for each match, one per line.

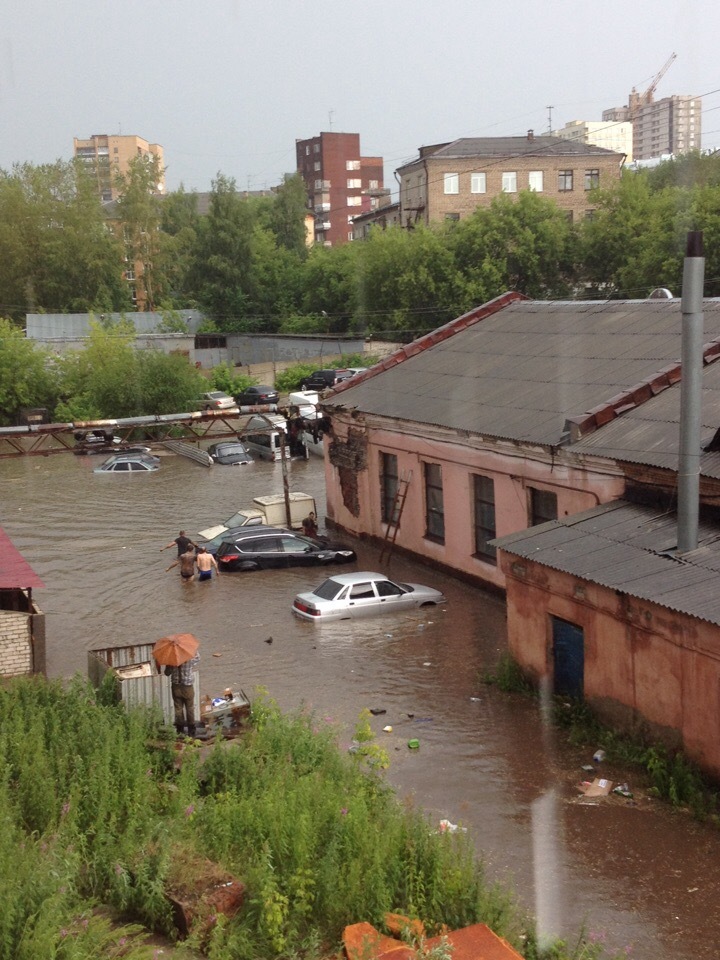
left=324, top=416, right=626, bottom=591
left=500, top=555, right=720, bottom=779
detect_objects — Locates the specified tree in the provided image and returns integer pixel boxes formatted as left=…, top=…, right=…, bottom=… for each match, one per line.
left=0, top=162, right=130, bottom=320
left=114, top=155, right=166, bottom=310
left=354, top=225, right=459, bottom=337
left=186, top=174, right=255, bottom=327
left=269, top=173, right=310, bottom=256
left=450, top=191, right=575, bottom=305
left=0, top=318, right=58, bottom=425
left=579, top=173, right=689, bottom=298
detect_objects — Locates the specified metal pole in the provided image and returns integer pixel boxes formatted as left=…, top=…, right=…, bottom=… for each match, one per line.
left=280, top=430, right=291, bottom=527
left=677, top=231, right=705, bottom=554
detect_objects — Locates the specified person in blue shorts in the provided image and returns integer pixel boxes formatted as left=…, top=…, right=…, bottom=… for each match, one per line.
left=196, top=546, right=218, bottom=581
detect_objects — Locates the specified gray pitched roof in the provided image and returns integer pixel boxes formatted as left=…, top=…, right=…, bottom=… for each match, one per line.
left=569, top=354, right=720, bottom=479
left=326, top=298, right=720, bottom=447
left=399, top=137, right=622, bottom=169
left=492, top=500, right=720, bottom=626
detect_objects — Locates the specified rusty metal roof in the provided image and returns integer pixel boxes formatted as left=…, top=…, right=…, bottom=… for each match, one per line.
left=569, top=353, right=720, bottom=479
left=0, top=527, right=45, bottom=589
left=493, top=500, right=720, bottom=625
left=326, top=298, right=720, bottom=447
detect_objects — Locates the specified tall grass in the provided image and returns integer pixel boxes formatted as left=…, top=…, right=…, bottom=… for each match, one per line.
left=0, top=677, right=629, bottom=960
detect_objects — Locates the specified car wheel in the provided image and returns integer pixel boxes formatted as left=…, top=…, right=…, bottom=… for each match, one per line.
left=238, top=561, right=260, bottom=572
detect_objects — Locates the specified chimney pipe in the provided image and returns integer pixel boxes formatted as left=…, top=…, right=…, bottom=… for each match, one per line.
left=677, top=231, right=705, bottom=554
left=527, top=129, right=534, bottom=141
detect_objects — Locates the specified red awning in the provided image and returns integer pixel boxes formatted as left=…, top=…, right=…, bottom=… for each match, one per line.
left=0, top=527, right=45, bottom=589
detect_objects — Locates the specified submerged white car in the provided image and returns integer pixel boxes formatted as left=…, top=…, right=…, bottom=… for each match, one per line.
left=292, top=571, right=446, bottom=621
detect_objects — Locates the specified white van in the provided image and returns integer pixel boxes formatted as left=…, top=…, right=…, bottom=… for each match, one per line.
left=243, top=414, right=289, bottom=462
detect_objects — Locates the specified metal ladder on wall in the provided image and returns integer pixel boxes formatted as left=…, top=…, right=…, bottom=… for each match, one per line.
left=379, top=470, right=412, bottom=565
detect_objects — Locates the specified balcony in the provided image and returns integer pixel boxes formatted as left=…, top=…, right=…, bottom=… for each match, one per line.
left=314, top=203, right=331, bottom=213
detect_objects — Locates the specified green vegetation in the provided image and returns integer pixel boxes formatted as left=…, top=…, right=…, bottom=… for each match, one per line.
left=4, top=153, right=720, bottom=340
left=485, top=657, right=720, bottom=820
left=0, top=677, right=629, bottom=959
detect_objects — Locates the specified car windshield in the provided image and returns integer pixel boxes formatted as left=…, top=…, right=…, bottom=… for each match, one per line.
left=311, top=578, right=346, bottom=600
left=206, top=392, right=226, bottom=399
left=215, top=444, right=248, bottom=455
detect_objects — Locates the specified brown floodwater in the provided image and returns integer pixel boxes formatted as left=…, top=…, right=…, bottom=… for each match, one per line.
left=2, top=449, right=720, bottom=959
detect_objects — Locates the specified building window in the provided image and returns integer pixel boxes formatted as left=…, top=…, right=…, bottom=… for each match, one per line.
left=305, top=146, right=310, bottom=156
left=313, top=143, right=320, bottom=153
left=369, top=179, right=379, bottom=190
left=529, top=488, right=558, bottom=526
left=347, top=196, right=362, bottom=206
left=471, top=172, right=487, bottom=193
left=565, top=210, right=574, bottom=224
left=347, top=179, right=361, bottom=189
left=473, top=475, right=496, bottom=562
left=314, top=161, right=321, bottom=172
left=502, top=172, right=517, bottom=193
left=314, top=179, right=323, bottom=190
left=444, top=173, right=459, bottom=194
left=584, top=169, right=600, bottom=190
left=558, top=170, right=574, bottom=191
left=584, top=209, right=596, bottom=221
left=424, top=462, right=445, bottom=541
left=346, top=160, right=361, bottom=170
left=381, top=453, right=399, bottom=523
left=445, top=212, right=460, bottom=222
left=528, top=170, right=544, bottom=192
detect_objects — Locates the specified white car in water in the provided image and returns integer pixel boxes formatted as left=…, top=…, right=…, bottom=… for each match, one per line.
left=292, top=571, right=446, bottom=621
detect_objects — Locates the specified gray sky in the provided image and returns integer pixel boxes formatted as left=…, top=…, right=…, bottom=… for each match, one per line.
left=3, top=0, right=719, bottom=195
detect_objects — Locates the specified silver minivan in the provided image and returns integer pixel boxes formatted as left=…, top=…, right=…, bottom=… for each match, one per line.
left=243, top=414, right=289, bottom=461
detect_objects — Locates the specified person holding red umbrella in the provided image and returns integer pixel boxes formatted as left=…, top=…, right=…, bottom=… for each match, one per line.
left=153, top=633, right=201, bottom=738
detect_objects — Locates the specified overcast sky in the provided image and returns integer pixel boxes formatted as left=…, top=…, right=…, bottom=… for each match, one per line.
left=3, top=0, right=719, bottom=195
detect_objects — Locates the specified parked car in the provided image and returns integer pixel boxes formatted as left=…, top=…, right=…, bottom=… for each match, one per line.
left=207, top=441, right=253, bottom=465
left=301, top=369, right=351, bottom=391
left=201, top=391, right=237, bottom=411
left=214, top=526, right=357, bottom=572
left=94, top=453, right=160, bottom=473
left=292, top=571, right=447, bottom=621
left=235, top=385, right=279, bottom=407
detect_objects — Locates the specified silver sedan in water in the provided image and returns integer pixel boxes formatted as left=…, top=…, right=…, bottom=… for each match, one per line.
left=292, top=570, right=447, bottom=621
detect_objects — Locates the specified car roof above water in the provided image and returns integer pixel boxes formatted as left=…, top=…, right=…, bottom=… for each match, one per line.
left=321, top=571, right=390, bottom=586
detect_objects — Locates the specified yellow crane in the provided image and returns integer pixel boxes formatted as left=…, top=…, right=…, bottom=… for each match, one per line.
left=629, top=53, right=677, bottom=117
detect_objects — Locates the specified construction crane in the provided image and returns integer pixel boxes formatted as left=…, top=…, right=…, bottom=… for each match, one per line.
left=629, top=53, right=677, bottom=117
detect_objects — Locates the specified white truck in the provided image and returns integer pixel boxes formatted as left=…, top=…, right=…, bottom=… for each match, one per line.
left=198, top=492, right=316, bottom=539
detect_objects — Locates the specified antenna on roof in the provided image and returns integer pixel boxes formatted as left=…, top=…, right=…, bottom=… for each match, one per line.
left=546, top=106, right=554, bottom=135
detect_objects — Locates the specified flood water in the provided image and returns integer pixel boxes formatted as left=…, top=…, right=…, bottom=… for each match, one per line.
left=2, top=448, right=720, bottom=959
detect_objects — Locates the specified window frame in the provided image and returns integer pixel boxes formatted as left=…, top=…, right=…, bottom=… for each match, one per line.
left=558, top=169, right=574, bottom=192
left=584, top=168, right=600, bottom=190
left=529, top=487, right=558, bottom=526
left=470, top=172, right=487, bottom=194
left=424, top=462, right=445, bottom=542
left=444, top=173, right=459, bottom=195
left=380, top=452, right=399, bottom=524
left=502, top=171, right=518, bottom=193
left=473, top=474, right=497, bottom=562
left=528, top=170, right=544, bottom=192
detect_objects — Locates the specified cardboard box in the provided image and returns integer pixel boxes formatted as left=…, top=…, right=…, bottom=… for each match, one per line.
left=578, top=777, right=613, bottom=797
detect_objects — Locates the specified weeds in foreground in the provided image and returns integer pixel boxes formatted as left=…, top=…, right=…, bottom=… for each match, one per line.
left=482, top=653, right=536, bottom=694
left=0, top=677, right=630, bottom=960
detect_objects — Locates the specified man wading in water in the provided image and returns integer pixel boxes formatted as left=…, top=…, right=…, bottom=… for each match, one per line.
left=196, top=546, right=218, bottom=581
left=166, top=545, right=197, bottom=582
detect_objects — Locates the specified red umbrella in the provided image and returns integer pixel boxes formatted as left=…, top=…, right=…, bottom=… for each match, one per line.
left=152, top=633, right=199, bottom=667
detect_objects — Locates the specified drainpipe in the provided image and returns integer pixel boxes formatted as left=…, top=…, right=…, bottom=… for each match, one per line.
left=677, top=231, right=705, bottom=554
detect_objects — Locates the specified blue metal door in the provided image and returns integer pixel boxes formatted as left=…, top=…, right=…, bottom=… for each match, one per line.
left=552, top=616, right=584, bottom=698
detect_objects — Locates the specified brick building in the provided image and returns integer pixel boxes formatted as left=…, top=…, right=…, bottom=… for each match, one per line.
left=397, top=133, right=625, bottom=227
left=73, top=134, right=165, bottom=202
left=295, top=132, right=384, bottom=246
left=0, top=527, right=46, bottom=677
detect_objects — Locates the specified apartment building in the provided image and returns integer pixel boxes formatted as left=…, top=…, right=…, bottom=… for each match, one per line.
left=552, top=119, right=633, bottom=163
left=603, top=95, right=701, bottom=160
left=295, top=132, right=384, bottom=246
left=73, top=134, right=165, bottom=202
left=397, top=133, right=625, bottom=227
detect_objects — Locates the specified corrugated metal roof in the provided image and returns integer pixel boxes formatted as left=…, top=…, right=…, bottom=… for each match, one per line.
left=400, top=137, right=620, bottom=165
left=326, top=298, right=720, bottom=447
left=570, top=352, right=720, bottom=478
left=0, top=527, right=45, bottom=589
left=492, top=500, right=720, bottom=626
